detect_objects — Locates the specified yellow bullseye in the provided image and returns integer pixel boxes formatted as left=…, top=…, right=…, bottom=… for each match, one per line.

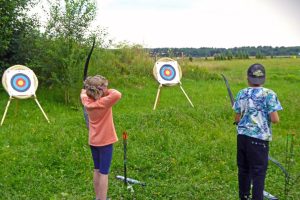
left=165, top=70, right=171, bottom=76
left=17, top=79, right=25, bottom=86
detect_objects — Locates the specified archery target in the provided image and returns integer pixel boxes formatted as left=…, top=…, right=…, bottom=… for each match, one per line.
left=2, top=65, right=38, bottom=98
left=154, top=59, right=181, bottom=85
left=10, top=73, right=32, bottom=92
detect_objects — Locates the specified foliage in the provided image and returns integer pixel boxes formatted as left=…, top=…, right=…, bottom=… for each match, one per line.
left=256, top=49, right=266, bottom=59
left=226, top=50, right=234, bottom=60
left=37, top=0, right=97, bottom=104
left=214, top=50, right=250, bottom=60
left=88, top=43, right=154, bottom=88
left=235, top=50, right=249, bottom=59
left=45, top=0, right=96, bottom=41
left=213, top=53, right=227, bottom=60
left=149, top=46, right=300, bottom=58
left=31, top=37, right=88, bottom=104
left=0, top=0, right=40, bottom=73
left=0, top=0, right=30, bottom=54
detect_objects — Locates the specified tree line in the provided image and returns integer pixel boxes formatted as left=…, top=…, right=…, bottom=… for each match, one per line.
left=149, top=46, right=300, bottom=58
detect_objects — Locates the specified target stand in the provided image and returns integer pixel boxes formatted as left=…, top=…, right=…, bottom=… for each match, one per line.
left=153, top=57, right=194, bottom=110
left=1, top=65, right=50, bottom=126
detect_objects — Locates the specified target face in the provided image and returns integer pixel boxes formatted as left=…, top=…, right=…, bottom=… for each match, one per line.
left=159, top=64, right=176, bottom=81
left=5, top=69, right=36, bottom=97
left=10, top=73, right=31, bottom=92
left=155, top=60, right=180, bottom=85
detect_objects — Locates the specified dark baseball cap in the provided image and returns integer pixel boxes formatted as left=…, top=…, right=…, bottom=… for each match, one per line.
left=247, top=63, right=265, bottom=85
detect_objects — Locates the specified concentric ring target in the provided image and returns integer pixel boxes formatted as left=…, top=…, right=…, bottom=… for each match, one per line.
left=159, top=64, right=176, bottom=81
left=10, top=73, right=31, bottom=92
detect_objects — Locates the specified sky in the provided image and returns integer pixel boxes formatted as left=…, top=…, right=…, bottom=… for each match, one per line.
left=94, top=0, right=300, bottom=48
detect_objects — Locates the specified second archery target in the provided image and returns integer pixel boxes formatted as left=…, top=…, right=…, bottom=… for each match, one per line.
left=154, top=59, right=181, bottom=85
left=1, top=65, right=50, bottom=125
left=152, top=57, right=194, bottom=110
left=2, top=65, right=37, bottom=99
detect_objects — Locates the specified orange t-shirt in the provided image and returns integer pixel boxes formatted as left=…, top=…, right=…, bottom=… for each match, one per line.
left=80, top=89, right=122, bottom=146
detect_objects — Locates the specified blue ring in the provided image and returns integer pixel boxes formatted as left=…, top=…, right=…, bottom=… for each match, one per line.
left=159, top=64, right=176, bottom=81
left=10, top=73, right=31, bottom=92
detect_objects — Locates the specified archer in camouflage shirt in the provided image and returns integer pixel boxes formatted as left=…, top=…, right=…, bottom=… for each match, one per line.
left=233, top=63, right=282, bottom=200
left=233, top=87, right=283, bottom=141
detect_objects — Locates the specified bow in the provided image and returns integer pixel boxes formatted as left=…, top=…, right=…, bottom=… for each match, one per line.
left=83, top=38, right=96, bottom=129
left=83, top=37, right=96, bottom=82
left=221, top=74, right=235, bottom=107
left=221, top=73, right=289, bottom=199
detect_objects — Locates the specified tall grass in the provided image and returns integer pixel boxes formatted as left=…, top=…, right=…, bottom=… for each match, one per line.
left=0, top=56, right=299, bottom=199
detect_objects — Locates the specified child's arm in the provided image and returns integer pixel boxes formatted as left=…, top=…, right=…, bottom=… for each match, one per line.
left=80, top=89, right=88, bottom=104
left=266, top=91, right=282, bottom=124
left=98, top=89, right=122, bottom=108
left=269, top=111, right=279, bottom=123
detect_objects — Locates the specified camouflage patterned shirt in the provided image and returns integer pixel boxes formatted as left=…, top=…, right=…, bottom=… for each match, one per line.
left=233, top=87, right=283, bottom=141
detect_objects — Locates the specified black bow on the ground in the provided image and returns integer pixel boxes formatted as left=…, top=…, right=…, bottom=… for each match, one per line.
left=221, top=73, right=289, bottom=200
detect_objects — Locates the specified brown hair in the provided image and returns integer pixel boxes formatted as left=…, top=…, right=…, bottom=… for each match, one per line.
left=84, top=75, right=108, bottom=100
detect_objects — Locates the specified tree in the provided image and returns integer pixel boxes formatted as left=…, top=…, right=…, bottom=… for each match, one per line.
left=41, top=0, right=98, bottom=104
left=227, top=50, right=233, bottom=60
left=46, top=0, right=96, bottom=41
left=0, top=0, right=39, bottom=71
left=256, top=50, right=265, bottom=59
left=0, top=0, right=26, bottom=54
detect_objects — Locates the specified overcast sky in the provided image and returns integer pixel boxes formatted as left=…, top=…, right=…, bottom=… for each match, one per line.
left=94, top=0, right=300, bottom=48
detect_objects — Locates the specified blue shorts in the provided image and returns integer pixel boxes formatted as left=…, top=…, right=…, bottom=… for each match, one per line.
left=90, top=144, right=113, bottom=174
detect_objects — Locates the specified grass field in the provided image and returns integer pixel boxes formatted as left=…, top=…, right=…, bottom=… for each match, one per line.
left=0, top=58, right=299, bottom=199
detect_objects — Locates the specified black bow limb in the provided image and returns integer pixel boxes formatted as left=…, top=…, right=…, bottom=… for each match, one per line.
left=83, top=37, right=96, bottom=129
left=83, top=37, right=96, bottom=82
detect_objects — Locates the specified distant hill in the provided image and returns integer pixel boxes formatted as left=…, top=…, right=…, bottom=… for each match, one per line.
left=147, top=46, right=300, bottom=58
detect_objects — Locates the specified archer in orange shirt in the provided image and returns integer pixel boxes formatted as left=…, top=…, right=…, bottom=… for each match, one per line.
left=81, top=75, right=121, bottom=200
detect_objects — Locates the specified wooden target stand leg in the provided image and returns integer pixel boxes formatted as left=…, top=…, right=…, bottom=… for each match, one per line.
left=33, top=95, right=50, bottom=124
left=1, top=97, right=13, bottom=126
left=153, top=83, right=194, bottom=110
left=153, top=84, right=162, bottom=110
left=179, top=82, right=194, bottom=108
left=1, top=95, right=50, bottom=126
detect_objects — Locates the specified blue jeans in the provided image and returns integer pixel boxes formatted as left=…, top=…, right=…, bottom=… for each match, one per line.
left=237, top=134, right=269, bottom=200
